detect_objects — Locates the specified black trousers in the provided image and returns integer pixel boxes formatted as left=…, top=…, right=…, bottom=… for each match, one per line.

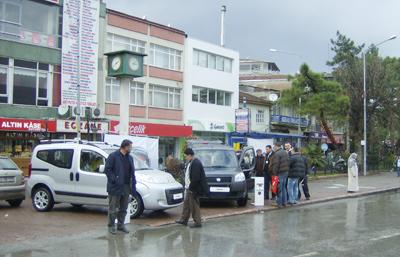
left=264, top=172, right=271, bottom=199
left=298, top=175, right=310, bottom=199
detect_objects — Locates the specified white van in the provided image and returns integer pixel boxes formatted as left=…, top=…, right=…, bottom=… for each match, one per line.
left=27, top=141, right=184, bottom=218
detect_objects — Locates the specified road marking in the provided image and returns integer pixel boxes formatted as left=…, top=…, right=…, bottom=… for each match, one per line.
left=333, top=184, right=345, bottom=187
left=293, top=252, right=319, bottom=257
left=370, top=232, right=400, bottom=241
left=326, top=186, right=340, bottom=189
left=359, top=186, right=376, bottom=189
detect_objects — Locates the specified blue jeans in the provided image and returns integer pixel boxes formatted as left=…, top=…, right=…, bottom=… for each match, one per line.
left=277, top=174, right=288, bottom=206
left=288, top=177, right=299, bottom=204
left=397, top=167, right=400, bottom=177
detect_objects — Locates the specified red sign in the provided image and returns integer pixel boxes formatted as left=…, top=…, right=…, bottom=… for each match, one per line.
left=0, top=118, right=56, bottom=132
left=109, top=120, right=192, bottom=137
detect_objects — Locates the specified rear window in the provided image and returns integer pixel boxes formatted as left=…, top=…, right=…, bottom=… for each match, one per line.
left=0, top=158, right=19, bottom=170
left=37, top=149, right=74, bottom=169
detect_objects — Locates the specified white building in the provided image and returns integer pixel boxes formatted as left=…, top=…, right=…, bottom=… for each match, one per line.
left=183, top=38, right=239, bottom=141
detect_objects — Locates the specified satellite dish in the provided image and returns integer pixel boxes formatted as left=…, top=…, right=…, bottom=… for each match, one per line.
left=57, top=105, right=69, bottom=116
left=268, top=93, right=279, bottom=102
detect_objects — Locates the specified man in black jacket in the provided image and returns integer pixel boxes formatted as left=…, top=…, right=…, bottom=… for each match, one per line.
left=263, top=145, right=274, bottom=200
left=288, top=147, right=306, bottom=204
left=105, top=139, right=136, bottom=234
left=176, top=148, right=208, bottom=228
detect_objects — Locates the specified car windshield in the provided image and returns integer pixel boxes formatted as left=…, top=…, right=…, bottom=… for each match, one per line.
left=195, top=149, right=238, bottom=169
left=102, top=148, right=150, bottom=170
left=0, top=158, right=19, bottom=170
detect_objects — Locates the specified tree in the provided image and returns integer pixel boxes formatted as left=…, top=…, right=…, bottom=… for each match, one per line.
left=328, top=31, right=400, bottom=160
left=279, top=64, right=349, bottom=145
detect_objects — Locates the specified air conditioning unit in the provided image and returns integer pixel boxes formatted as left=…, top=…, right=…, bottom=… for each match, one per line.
left=92, top=107, right=103, bottom=119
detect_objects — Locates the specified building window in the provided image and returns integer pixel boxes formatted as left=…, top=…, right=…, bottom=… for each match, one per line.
left=129, top=81, right=144, bottom=106
left=192, top=86, right=232, bottom=107
left=149, top=84, right=181, bottom=109
left=12, top=59, right=49, bottom=106
left=256, top=110, right=265, bottom=124
left=0, top=0, right=61, bottom=48
left=193, top=49, right=233, bottom=73
left=105, top=77, right=120, bottom=103
left=106, top=33, right=146, bottom=54
left=149, top=44, right=182, bottom=71
left=0, top=62, right=8, bottom=103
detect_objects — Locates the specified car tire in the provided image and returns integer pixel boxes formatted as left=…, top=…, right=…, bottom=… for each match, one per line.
left=237, top=196, right=248, bottom=207
left=32, top=187, right=54, bottom=212
left=71, top=204, right=83, bottom=208
left=7, top=199, right=23, bottom=207
left=129, top=193, right=144, bottom=219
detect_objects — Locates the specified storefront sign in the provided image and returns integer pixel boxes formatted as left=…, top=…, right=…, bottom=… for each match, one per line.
left=109, top=121, right=192, bottom=137
left=235, top=108, right=250, bottom=133
left=187, top=120, right=234, bottom=132
left=0, top=118, right=56, bottom=132
left=57, top=120, right=108, bottom=133
left=61, top=0, right=100, bottom=107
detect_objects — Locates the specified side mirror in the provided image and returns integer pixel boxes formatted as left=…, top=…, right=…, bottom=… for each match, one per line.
left=99, top=165, right=105, bottom=173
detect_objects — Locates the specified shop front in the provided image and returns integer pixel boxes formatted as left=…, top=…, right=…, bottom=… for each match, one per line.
left=109, top=120, right=192, bottom=162
left=0, top=117, right=56, bottom=157
left=187, top=119, right=235, bottom=143
left=56, top=119, right=109, bottom=141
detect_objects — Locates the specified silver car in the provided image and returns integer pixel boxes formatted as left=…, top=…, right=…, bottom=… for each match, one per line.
left=0, top=157, right=25, bottom=207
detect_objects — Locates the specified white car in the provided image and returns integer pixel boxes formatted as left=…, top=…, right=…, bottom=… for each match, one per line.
left=26, top=141, right=183, bottom=218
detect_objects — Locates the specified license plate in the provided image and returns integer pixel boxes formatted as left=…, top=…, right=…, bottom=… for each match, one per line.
left=173, top=193, right=183, bottom=200
left=0, top=177, right=15, bottom=184
left=210, top=187, right=230, bottom=193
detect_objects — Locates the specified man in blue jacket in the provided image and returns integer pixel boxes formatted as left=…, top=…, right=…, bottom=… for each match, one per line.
left=105, top=139, right=136, bottom=234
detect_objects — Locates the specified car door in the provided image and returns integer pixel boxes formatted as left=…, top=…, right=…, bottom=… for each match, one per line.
left=238, top=147, right=256, bottom=189
left=35, top=148, right=76, bottom=203
left=73, top=147, right=108, bottom=206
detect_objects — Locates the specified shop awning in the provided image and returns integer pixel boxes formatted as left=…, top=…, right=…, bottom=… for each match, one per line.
left=228, top=132, right=306, bottom=139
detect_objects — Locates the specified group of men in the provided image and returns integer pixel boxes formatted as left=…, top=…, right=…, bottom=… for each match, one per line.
left=255, top=142, right=311, bottom=208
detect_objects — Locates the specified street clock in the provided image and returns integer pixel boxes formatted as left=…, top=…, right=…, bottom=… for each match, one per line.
left=105, top=50, right=146, bottom=78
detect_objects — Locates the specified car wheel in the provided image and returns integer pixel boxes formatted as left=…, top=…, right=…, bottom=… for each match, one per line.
left=7, top=199, right=23, bottom=207
left=237, top=196, right=248, bottom=207
left=71, top=204, right=83, bottom=208
left=32, top=187, right=54, bottom=212
left=129, top=194, right=144, bottom=219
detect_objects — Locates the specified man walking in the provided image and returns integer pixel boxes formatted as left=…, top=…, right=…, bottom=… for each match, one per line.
left=288, top=147, right=306, bottom=205
left=105, top=139, right=136, bottom=234
left=176, top=148, right=208, bottom=228
left=264, top=145, right=274, bottom=200
left=271, top=142, right=290, bottom=208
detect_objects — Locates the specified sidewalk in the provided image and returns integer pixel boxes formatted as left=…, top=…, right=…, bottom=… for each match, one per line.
left=133, top=172, right=400, bottom=227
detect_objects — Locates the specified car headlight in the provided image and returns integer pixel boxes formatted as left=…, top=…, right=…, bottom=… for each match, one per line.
left=234, top=172, right=246, bottom=182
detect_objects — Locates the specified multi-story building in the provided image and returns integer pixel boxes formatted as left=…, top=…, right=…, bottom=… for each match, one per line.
left=103, top=9, right=192, bottom=160
left=183, top=37, right=239, bottom=142
left=0, top=0, right=106, bottom=156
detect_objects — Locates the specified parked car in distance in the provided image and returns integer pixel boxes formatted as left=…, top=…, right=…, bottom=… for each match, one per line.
left=187, top=140, right=255, bottom=207
left=27, top=140, right=184, bottom=218
left=0, top=156, right=25, bottom=207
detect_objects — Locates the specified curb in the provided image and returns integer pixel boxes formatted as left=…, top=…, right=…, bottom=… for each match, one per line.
left=155, top=185, right=400, bottom=227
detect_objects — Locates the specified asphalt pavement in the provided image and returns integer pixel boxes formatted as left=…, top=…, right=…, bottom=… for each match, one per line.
left=1, top=192, right=400, bottom=257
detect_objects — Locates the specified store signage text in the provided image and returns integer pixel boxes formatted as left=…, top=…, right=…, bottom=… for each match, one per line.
left=0, top=118, right=56, bottom=132
left=57, top=120, right=108, bottom=133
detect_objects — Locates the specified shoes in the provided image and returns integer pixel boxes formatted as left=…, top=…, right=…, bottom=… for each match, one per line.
left=108, top=226, right=116, bottom=235
left=271, top=197, right=277, bottom=201
left=306, top=197, right=310, bottom=200
left=117, top=225, right=130, bottom=234
left=175, top=220, right=188, bottom=226
left=277, top=205, right=284, bottom=209
left=189, top=223, right=202, bottom=228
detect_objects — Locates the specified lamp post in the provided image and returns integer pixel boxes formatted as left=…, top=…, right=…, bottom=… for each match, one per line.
left=362, top=35, right=397, bottom=176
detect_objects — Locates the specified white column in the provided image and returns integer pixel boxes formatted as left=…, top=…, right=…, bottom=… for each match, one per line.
left=119, top=78, right=130, bottom=135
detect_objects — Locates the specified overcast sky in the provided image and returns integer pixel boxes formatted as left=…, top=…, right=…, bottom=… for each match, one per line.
left=105, top=0, right=400, bottom=74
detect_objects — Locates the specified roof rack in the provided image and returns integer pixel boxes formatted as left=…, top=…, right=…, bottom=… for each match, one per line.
left=187, top=139, right=224, bottom=145
left=39, top=139, right=116, bottom=148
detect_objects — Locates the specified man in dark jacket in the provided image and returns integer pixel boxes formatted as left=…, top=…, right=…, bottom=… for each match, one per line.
left=288, top=147, right=306, bottom=204
left=264, top=145, right=274, bottom=200
left=255, top=149, right=266, bottom=177
left=271, top=142, right=289, bottom=208
left=105, top=139, right=136, bottom=234
left=298, top=152, right=311, bottom=200
left=176, top=148, right=208, bottom=228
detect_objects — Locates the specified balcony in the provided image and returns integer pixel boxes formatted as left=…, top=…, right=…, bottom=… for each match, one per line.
left=271, top=115, right=309, bottom=127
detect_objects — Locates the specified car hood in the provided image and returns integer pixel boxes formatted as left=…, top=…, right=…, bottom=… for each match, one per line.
left=135, top=169, right=179, bottom=184
left=204, top=167, right=242, bottom=176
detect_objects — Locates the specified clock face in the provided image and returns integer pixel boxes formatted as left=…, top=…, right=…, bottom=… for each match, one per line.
left=129, top=57, right=140, bottom=71
left=111, top=56, right=121, bottom=71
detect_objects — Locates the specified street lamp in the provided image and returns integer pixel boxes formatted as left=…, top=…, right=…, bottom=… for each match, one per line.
left=362, top=35, right=397, bottom=176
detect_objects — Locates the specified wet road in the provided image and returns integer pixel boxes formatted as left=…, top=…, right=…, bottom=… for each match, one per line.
left=1, top=192, right=400, bottom=257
